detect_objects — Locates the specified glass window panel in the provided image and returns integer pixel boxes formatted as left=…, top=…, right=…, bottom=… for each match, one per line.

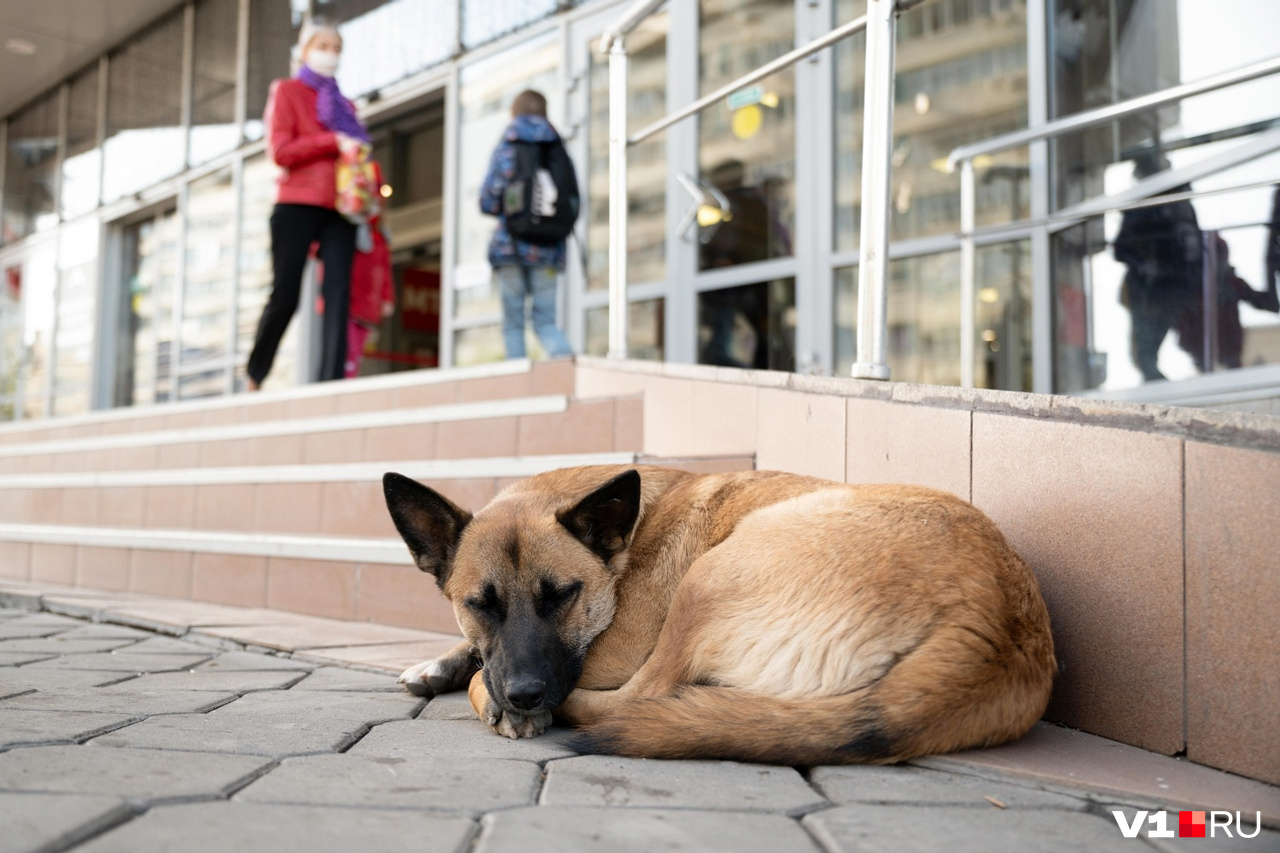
left=0, top=263, right=21, bottom=420
left=103, top=12, right=186, bottom=202
left=833, top=0, right=1028, bottom=251
left=834, top=243, right=1032, bottom=389
left=191, top=0, right=241, bottom=166
left=697, top=279, right=795, bottom=370
left=181, top=167, right=236, bottom=395
left=62, top=66, right=102, bottom=219
left=453, top=34, right=559, bottom=328
left=453, top=323, right=505, bottom=366
left=246, top=0, right=304, bottom=141
left=698, top=0, right=795, bottom=271
left=3, top=92, right=61, bottom=244
left=53, top=218, right=99, bottom=416
left=462, top=0, right=557, bottom=49
left=238, top=154, right=300, bottom=391
left=587, top=16, right=667, bottom=292
left=20, top=240, right=57, bottom=419
left=316, top=0, right=457, bottom=99
left=584, top=298, right=665, bottom=360
left=117, top=211, right=179, bottom=407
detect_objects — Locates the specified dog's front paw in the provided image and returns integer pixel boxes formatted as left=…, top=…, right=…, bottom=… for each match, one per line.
left=483, top=703, right=552, bottom=739
left=398, top=643, right=480, bottom=697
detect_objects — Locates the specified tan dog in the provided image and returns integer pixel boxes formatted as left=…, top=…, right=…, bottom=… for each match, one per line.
left=383, top=465, right=1055, bottom=765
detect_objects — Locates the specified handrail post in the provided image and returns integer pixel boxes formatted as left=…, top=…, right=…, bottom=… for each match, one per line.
left=959, top=158, right=976, bottom=389
left=851, top=0, right=896, bottom=380
left=607, top=37, right=629, bottom=360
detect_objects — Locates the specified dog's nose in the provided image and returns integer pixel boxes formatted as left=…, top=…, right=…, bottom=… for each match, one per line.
left=505, top=677, right=546, bottom=711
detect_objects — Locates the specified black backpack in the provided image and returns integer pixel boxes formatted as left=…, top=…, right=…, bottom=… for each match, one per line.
left=502, top=140, right=580, bottom=246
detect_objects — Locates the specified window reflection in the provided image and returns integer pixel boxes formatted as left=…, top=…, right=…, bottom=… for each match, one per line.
left=452, top=35, right=559, bottom=363
left=191, top=0, right=241, bottom=166
left=588, top=16, right=667, bottom=292
left=54, top=219, right=99, bottom=416
left=319, top=0, right=457, bottom=99
left=181, top=168, right=236, bottom=398
left=117, top=211, right=178, bottom=407
left=462, top=0, right=557, bottom=49
left=585, top=298, right=665, bottom=361
left=833, top=0, right=1028, bottom=250
left=0, top=263, right=21, bottom=420
left=1050, top=0, right=1280, bottom=391
left=698, top=0, right=795, bottom=270
left=103, top=12, right=186, bottom=202
left=245, top=0, right=303, bottom=142
left=62, top=67, right=102, bottom=219
left=2, top=93, right=60, bottom=244
left=835, top=243, right=1032, bottom=389
left=21, top=241, right=58, bottom=418
left=698, top=280, right=794, bottom=371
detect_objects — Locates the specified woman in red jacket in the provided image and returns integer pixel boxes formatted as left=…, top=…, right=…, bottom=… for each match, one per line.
left=246, top=19, right=368, bottom=390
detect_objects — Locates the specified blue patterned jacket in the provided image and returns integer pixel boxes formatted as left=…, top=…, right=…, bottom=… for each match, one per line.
left=479, top=115, right=568, bottom=272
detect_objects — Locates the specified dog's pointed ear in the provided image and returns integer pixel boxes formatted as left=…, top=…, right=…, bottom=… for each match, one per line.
left=383, top=472, right=472, bottom=583
left=557, top=469, right=642, bottom=565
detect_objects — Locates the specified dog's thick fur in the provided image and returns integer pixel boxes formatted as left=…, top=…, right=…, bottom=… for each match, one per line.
left=383, top=465, right=1055, bottom=765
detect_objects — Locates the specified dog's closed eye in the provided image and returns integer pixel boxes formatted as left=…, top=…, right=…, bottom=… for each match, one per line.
left=538, top=579, right=582, bottom=616
left=465, top=583, right=506, bottom=620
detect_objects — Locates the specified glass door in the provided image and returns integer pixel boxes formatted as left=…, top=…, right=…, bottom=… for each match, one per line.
left=116, top=209, right=179, bottom=407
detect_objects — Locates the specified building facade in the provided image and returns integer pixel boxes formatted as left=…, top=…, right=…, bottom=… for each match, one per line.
left=1, top=0, right=1278, bottom=420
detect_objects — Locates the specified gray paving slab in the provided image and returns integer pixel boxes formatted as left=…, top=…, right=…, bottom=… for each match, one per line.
left=90, top=690, right=423, bottom=758
left=803, top=804, right=1138, bottom=853
left=0, top=709, right=139, bottom=748
left=0, top=624, right=69, bottom=640
left=0, top=669, right=138, bottom=694
left=474, top=806, right=823, bottom=853
left=0, top=744, right=272, bottom=805
left=0, top=608, right=32, bottom=620
left=54, top=624, right=153, bottom=640
left=0, top=636, right=138, bottom=654
left=288, top=666, right=401, bottom=691
left=236, top=753, right=542, bottom=815
left=0, top=613, right=84, bottom=629
left=73, top=801, right=476, bottom=853
left=122, top=637, right=219, bottom=655
left=113, top=669, right=309, bottom=692
left=24, top=651, right=215, bottom=672
left=809, top=764, right=1088, bottom=809
left=351, top=719, right=580, bottom=764
left=0, top=651, right=57, bottom=665
left=0, top=686, right=239, bottom=716
left=196, top=650, right=315, bottom=672
left=421, top=691, right=476, bottom=720
left=541, top=754, right=826, bottom=816
left=0, top=791, right=132, bottom=853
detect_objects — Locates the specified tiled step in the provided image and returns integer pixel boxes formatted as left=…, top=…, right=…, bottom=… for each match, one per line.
left=0, top=394, right=643, bottom=475
left=0, top=358, right=575, bottom=449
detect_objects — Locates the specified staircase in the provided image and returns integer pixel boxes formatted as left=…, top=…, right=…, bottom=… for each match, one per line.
left=0, top=354, right=1275, bottom=790
left=0, top=358, right=747, bottom=634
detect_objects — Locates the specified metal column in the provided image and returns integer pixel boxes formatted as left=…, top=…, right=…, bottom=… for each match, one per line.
left=959, top=159, right=976, bottom=389
left=850, top=0, right=895, bottom=380
left=607, top=37, right=629, bottom=359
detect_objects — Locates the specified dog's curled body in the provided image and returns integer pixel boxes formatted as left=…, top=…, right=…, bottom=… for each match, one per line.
left=384, top=465, right=1055, bottom=765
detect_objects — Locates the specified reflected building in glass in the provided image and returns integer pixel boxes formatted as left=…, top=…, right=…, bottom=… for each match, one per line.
left=0, top=0, right=1278, bottom=422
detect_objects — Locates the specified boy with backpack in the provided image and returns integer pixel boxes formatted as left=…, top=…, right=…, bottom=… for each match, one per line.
left=479, top=89, right=578, bottom=359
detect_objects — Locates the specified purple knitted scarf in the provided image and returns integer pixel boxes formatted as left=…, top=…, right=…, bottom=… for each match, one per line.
left=297, top=65, right=370, bottom=143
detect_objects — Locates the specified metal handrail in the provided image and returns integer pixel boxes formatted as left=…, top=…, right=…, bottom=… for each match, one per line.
left=605, top=0, right=910, bottom=369
left=947, top=54, right=1280, bottom=171
left=948, top=53, right=1280, bottom=389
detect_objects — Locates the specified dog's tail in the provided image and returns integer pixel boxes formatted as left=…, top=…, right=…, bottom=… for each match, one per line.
left=570, top=629, right=1054, bottom=765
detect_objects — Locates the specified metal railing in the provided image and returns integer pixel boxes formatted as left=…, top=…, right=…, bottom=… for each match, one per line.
left=601, top=0, right=916, bottom=378
left=947, top=54, right=1280, bottom=389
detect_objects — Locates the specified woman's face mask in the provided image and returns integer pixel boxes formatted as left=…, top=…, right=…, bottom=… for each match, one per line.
left=305, top=49, right=341, bottom=77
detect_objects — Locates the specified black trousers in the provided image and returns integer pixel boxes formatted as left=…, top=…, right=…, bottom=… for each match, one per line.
left=247, top=203, right=355, bottom=385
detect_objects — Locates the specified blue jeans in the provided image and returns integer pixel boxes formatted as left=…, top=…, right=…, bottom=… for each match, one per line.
left=496, top=264, right=573, bottom=359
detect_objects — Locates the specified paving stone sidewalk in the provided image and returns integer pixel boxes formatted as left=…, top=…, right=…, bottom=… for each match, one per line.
left=1, top=586, right=1278, bottom=853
